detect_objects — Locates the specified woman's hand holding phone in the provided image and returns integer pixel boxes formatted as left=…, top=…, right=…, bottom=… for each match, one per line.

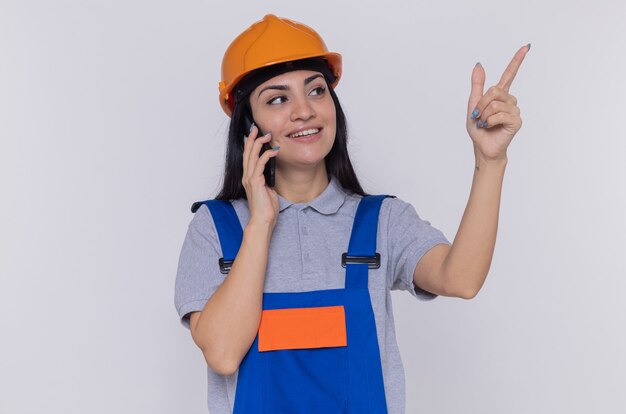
left=242, top=124, right=280, bottom=230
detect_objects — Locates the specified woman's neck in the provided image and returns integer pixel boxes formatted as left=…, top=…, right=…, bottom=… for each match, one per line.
left=273, top=167, right=330, bottom=204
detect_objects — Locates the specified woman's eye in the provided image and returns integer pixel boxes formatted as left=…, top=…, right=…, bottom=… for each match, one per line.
left=310, top=86, right=326, bottom=96
left=267, top=96, right=286, bottom=105
left=266, top=87, right=325, bottom=105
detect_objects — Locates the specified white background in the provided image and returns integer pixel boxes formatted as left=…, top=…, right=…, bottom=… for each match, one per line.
left=2, top=0, right=625, bottom=413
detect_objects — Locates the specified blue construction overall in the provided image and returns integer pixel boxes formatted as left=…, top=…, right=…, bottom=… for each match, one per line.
left=191, top=194, right=393, bottom=413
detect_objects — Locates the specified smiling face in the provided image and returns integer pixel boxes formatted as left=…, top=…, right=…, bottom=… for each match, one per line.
left=248, top=70, right=337, bottom=172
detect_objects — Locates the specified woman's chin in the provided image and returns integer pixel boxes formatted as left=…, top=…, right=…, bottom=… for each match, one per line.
left=277, top=155, right=329, bottom=170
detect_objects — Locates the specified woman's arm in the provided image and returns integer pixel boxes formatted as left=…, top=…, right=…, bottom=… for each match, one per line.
left=414, top=156, right=507, bottom=299
left=413, top=45, right=529, bottom=299
left=189, top=220, right=273, bottom=375
left=189, top=126, right=279, bottom=375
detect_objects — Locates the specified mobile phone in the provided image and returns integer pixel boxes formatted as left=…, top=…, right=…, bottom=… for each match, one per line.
left=243, top=109, right=275, bottom=187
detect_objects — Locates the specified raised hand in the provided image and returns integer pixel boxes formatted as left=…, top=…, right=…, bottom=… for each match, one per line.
left=241, top=124, right=281, bottom=229
left=467, top=44, right=530, bottom=163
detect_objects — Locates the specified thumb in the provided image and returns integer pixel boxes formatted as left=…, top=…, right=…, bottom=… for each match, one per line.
left=468, top=62, right=485, bottom=117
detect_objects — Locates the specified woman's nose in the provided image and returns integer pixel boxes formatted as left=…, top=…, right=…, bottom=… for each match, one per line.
left=290, top=95, right=316, bottom=122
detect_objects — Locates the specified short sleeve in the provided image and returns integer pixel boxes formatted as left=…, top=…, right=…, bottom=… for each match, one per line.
left=386, top=198, right=451, bottom=301
left=174, top=204, right=227, bottom=330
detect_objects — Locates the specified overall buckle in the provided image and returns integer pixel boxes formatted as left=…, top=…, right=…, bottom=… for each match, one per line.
left=218, top=258, right=233, bottom=274
left=341, top=253, right=381, bottom=269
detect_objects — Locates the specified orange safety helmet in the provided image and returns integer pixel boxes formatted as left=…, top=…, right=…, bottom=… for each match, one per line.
left=218, top=14, right=342, bottom=117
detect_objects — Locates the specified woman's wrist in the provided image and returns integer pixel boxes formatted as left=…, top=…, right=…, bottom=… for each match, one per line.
left=474, top=153, right=508, bottom=171
left=245, top=219, right=275, bottom=241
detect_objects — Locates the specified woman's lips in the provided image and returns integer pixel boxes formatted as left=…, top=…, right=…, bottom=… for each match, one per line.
left=288, top=127, right=323, bottom=142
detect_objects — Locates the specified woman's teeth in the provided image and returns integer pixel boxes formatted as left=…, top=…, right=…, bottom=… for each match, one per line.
left=289, top=128, right=319, bottom=138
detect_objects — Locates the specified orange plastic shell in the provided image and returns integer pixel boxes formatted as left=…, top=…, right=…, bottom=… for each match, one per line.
left=258, top=305, right=348, bottom=352
left=219, top=14, right=342, bottom=116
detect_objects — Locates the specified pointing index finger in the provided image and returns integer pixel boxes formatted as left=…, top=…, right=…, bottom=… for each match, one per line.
left=497, top=43, right=530, bottom=92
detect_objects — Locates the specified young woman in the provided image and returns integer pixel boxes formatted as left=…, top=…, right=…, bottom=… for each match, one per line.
left=175, top=14, right=528, bottom=414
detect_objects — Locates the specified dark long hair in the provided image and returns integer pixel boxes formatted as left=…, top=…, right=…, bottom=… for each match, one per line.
left=214, top=59, right=368, bottom=200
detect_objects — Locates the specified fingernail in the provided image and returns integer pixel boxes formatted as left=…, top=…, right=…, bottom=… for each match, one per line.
left=484, top=121, right=488, bottom=128
left=527, top=43, right=531, bottom=52
left=477, top=119, right=484, bottom=128
left=471, top=108, right=479, bottom=120
left=264, top=131, right=272, bottom=138
left=244, top=136, right=248, bottom=143
left=249, top=122, right=255, bottom=133
left=272, top=146, right=280, bottom=150
left=475, top=62, right=482, bottom=68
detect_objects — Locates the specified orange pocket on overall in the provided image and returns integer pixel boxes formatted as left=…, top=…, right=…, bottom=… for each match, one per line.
left=258, top=305, right=347, bottom=352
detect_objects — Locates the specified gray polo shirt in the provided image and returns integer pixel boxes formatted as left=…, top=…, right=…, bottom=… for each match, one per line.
left=174, top=175, right=451, bottom=414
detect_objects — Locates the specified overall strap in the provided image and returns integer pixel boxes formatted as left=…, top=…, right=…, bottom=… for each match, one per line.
left=344, top=194, right=395, bottom=290
left=191, top=199, right=243, bottom=274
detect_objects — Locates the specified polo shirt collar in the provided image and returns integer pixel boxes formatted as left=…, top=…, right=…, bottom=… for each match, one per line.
left=278, top=175, right=347, bottom=215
